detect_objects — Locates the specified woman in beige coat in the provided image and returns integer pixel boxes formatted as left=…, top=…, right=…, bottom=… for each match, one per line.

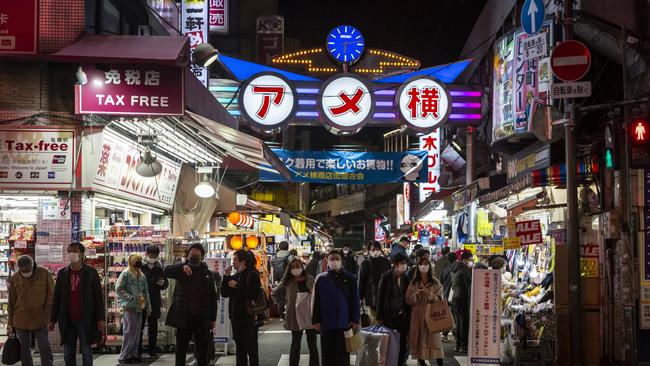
left=406, top=257, right=445, bottom=366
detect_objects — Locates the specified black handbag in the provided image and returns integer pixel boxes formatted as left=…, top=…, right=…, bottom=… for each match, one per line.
left=2, top=334, right=21, bottom=365
left=245, top=272, right=269, bottom=316
left=360, top=306, right=372, bottom=327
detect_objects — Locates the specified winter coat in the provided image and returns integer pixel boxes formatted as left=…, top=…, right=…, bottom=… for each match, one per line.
left=440, top=261, right=455, bottom=302
left=358, top=255, right=391, bottom=309
left=164, top=262, right=217, bottom=329
left=272, top=250, right=291, bottom=282
left=390, top=244, right=413, bottom=266
left=272, top=274, right=315, bottom=331
left=406, top=277, right=445, bottom=360
left=50, top=264, right=105, bottom=345
left=450, top=261, right=472, bottom=305
left=312, top=269, right=360, bottom=330
left=9, top=265, right=54, bottom=330
left=343, top=251, right=358, bottom=275
left=221, top=268, right=262, bottom=326
left=116, top=269, right=151, bottom=314
left=434, top=256, right=450, bottom=281
left=305, top=251, right=328, bottom=278
left=376, top=269, right=410, bottom=328
left=142, top=261, right=169, bottom=319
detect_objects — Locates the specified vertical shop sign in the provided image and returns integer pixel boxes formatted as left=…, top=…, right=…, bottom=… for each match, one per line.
left=206, top=257, right=231, bottom=342
left=374, top=218, right=387, bottom=242
left=209, top=0, right=228, bottom=32
left=147, top=0, right=180, bottom=36
left=182, top=0, right=209, bottom=86
left=256, top=16, right=284, bottom=65
left=403, top=183, right=411, bottom=225
left=419, top=129, right=441, bottom=202
left=468, top=269, right=501, bottom=365
left=0, top=0, right=37, bottom=54
left=71, top=212, right=81, bottom=242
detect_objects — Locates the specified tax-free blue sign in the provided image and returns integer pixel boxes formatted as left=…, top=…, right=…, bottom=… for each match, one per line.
left=521, top=0, right=545, bottom=35
left=261, top=149, right=428, bottom=184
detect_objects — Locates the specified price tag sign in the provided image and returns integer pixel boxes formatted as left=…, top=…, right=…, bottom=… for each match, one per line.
left=580, top=258, right=599, bottom=278
left=503, top=237, right=521, bottom=250
left=506, top=217, right=516, bottom=236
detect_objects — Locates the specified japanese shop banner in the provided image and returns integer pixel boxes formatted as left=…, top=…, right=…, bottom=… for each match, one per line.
left=0, top=127, right=75, bottom=189
left=183, top=0, right=209, bottom=86
left=0, top=0, right=37, bottom=54
left=92, top=130, right=181, bottom=209
left=419, top=129, right=441, bottom=203
left=515, top=219, right=543, bottom=245
left=468, top=269, right=501, bottom=365
left=260, top=149, right=428, bottom=184
left=209, top=0, right=228, bottom=33
left=206, top=257, right=232, bottom=342
left=75, top=64, right=184, bottom=116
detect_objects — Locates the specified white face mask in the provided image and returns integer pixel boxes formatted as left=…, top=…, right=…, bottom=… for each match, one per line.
left=68, top=252, right=80, bottom=264
left=370, top=251, right=381, bottom=258
left=20, top=271, right=33, bottom=278
left=343, top=248, right=350, bottom=254
left=291, top=268, right=303, bottom=277
left=147, top=256, right=157, bottom=264
left=328, top=260, right=342, bottom=271
left=418, top=265, right=430, bottom=273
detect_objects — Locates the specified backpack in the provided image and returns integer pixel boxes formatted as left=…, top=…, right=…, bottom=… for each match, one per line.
left=271, top=255, right=289, bottom=282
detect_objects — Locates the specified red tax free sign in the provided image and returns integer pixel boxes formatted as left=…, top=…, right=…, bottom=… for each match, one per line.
left=0, top=0, right=38, bottom=54
left=76, top=64, right=184, bottom=116
left=515, top=220, right=543, bottom=245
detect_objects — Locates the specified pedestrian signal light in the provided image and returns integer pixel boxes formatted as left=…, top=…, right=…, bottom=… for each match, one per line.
left=605, top=148, right=614, bottom=169
left=631, top=118, right=650, bottom=146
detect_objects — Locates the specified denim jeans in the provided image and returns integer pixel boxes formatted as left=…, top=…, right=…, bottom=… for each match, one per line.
left=63, top=320, right=93, bottom=366
left=15, top=326, right=53, bottom=366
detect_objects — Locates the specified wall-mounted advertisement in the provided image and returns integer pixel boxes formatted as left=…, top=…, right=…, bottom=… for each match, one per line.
left=182, top=0, right=209, bottom=86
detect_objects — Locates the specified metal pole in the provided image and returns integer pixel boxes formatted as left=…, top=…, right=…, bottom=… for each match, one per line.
left=563, top=2, right=582, bottom=365
left=466, top=126, right=476, bottom=185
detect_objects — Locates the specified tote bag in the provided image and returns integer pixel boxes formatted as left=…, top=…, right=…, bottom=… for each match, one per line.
left=425, top=299, right=455, bottom=333
left=1, top=334, right=20, bottom=365
left=295, top=292, right=313, bottom=330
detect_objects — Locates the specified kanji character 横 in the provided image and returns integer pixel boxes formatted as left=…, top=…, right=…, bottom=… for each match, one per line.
left=145, top=71, right=160, bottom=86
left=420, top=87, right=440, bottom=118
left=104, top=70, right=121, bottom=84
left=124, top=70, right=141, bottom=85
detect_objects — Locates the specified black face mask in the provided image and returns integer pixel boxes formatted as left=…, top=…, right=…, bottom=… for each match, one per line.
left=134, top=261, right=143, bottom=269
left=188, top=256, right=202, bottom=266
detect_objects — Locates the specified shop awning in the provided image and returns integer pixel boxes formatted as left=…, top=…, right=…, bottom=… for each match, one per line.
left=184, top=111, right=292, bottom=180
left=47, top=35, right=190, bottom=66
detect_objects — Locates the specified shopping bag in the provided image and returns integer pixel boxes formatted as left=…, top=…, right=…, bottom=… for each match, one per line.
left=1, top=334, right=20, bottom=365
left=355, top=329, right=390, bottom=366
left=344, top=328, right=363, bottom=353
left=295, top=292, right=313, bottom=330
left=425, top=299, right=455, bottom=333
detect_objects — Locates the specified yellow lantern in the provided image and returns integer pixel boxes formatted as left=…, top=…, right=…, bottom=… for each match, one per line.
left=228, top=212, right=241, bottom=226
left=230, top=236, right=243, bottom=250
left=245, top=236, right=259, bottom=249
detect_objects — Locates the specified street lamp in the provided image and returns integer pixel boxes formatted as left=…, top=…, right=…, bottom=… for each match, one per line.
left=193, top=43, right=220, bottom=68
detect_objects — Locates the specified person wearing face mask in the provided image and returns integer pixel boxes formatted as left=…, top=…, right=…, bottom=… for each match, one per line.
left=376, top=252, right=411, bottom=366
left=341, top=245, right=358, bottom=275
left=450, top=250, right=473, bottom=353
left=8, top=255, right=54, bottom=366
left=406, top=248, right=431, bottom=280
left=116, top=253, right=151, bottom=363
left=139, top=246, right=168, bottom=358
left=406, top=257, right=445, bottom=366
left=358, top=241, right=391, bottom=320
left=50, top=242, right=105, bottom=366
left=164, top=244, right=218, bottom=366
left=271, top=257, right=318, bottom=366
left=312, top=249, right=360, bottom=366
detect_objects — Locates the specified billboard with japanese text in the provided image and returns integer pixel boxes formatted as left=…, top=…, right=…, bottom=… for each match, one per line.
left=419, top=129, right=441, bottom=202
left=260, top=149, right=428, bottom=184
left=209, top=0, right=228, bottom=32
left=0, top=0, right=37, bottom=54
left=182, top=0, right=209, bottom=85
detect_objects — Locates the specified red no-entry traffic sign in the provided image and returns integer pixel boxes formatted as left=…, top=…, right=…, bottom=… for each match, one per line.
left=551, top=40, right=591, bottom=82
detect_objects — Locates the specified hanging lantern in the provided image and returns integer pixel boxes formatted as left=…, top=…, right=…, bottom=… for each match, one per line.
left=230, top=236, right=243, bottom=250
left=228, top=212, right=241, bottom=226
left=246, top=236, right=259, bottom=249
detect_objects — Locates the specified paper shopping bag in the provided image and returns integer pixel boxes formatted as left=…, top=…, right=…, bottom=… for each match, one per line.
left=425, top=299, right=455, bottom=333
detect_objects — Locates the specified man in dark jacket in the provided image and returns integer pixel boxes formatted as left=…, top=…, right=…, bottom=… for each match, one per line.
left=312, top=249, right=360, bottom=366
left=49, top=242, right=105, bottom=366
left=434, top=246, right=451, bottom=280
left=164, top=244, right=217, bottom=366
left=390, top=237, right=413, bottom=266
left=450, top=251, right=473, bottom=353
left=342, top=244, right=358, bottom=275
left=140, top=245, right=169, bottom=358
left=358, top=241, right=391, bottom=319
left=376, top=252, right=410, bottom=366
left=222, top=249, right=263, bottom=366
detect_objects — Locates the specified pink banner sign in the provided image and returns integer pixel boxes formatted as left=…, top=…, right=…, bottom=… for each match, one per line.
left=0, top=0, right=38, bottom=54
left=209, top=0, right=228, bottom=32
left=75, top=64, right=184, bottom=116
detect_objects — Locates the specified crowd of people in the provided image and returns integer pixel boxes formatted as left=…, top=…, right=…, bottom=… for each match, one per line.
left=6, top=238, right=478, bottom=366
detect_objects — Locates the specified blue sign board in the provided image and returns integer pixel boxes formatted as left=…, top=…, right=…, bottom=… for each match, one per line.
left=261, top=149, right=428, bottom=184
left=521, top=0, right=545, bottom=35
left=71, top=212, right=81, bottom=242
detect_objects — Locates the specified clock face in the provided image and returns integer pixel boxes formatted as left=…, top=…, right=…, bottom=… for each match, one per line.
left=326, top=25, right=365, bottom=64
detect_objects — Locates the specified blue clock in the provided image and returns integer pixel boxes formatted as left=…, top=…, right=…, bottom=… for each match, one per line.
left=326, top=25, right=365, bottom=64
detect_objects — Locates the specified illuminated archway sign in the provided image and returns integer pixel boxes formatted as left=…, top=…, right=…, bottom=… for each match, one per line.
left=239, top=72, right=297, bottom=131
left=396, top=76, right=451, bottom=132
left=318, top=74, right=375, bottom=134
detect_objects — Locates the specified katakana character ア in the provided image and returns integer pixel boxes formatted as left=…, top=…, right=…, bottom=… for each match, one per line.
left=252, top=86, right=285, bottom=119
left=104, top=70, right=121, bottom=84
left=420, top=87, right=440, bottom=119
left=145, top=71, right=160, bottom=86
left=406, top=87, right=421, bottom=119
left=124, top=70, right=141, bottom=85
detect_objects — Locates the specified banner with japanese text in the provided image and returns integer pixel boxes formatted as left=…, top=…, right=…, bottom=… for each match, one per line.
left=468, top=269, right=501, bottom=365
left=182, top=0, right=209, bottom=86
left=419, top=129, right=441, bottom=202
left=209, top=0, right=228, bottom=32
left=205, top=257, right=231, bottom=342
left=0, top=0, right=37, bottom=54
left=260, top=149, right=428, bottom=184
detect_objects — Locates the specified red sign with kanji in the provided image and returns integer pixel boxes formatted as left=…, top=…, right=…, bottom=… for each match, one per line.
left=397, top=77, right=451, bottom=132
left=0, top=0, right=38, bottom=54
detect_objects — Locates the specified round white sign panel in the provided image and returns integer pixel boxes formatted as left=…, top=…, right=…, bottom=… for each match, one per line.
left=319, top=75, right=374, bottom=131
left=240, top=73, right=296, bottom=129
left=396, top=77, right=451, bottom=132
